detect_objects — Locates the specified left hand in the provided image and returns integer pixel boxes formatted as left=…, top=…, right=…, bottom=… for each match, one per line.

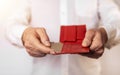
left=81, top=28, right=108, bottom=59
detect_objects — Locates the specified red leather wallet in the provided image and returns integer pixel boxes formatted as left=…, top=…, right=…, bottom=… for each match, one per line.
left=51, top=25, right=89, bottom=54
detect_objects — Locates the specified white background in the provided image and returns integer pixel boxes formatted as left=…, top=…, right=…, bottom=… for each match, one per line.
left=0, top=0, right=120, bottom=75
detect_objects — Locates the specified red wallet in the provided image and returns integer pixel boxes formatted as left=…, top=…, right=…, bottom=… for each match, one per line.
left=51, top=25, right=89, bottom=54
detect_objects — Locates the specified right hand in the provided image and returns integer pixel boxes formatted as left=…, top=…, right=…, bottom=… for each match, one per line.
left=81, top=28, right=108, bottom=59
left=22, top=27, right=55, bottom=57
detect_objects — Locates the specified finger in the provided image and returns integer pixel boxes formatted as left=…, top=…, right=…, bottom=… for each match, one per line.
left=30, top=36, right=55, bottom=54
left=90, top=31, right=103, bottom=51
left=80, top=47, right=104, bottom=59
left=82, top=29, right=95, bottom=47
left=36, top=28, right=50, bottom=46
left=26, top=48, right=43, bottom=55
left=93, top=48, right=104, bottom=58
left=26, top=49, right=46, bottom=57
left=95, top=48, right=104, bottom=55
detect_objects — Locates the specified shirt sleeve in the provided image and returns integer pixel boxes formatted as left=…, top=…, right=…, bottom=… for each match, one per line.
left=5, top=0, right=31, bottom=47
left=99, top=0, right=120, bottom=49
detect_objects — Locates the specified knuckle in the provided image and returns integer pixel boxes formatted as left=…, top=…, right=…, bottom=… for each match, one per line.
left=24, top=42, right=31, bottom=48
left=28, top=52, right=46, bottom=57
left=84, top=38, right=91, bottom=44
left=28, top=51, right=38, bottom=57
left=96, top=49, right=104, bottom=55
left=87, top=29, right=95, bottom=34
left=35, top=49, right=42, bottom=53
left=95, top=52, right=103, bottom=57
left=95, top=41, right=103, bottom=48
left=96, top=51, right=101, bottom=55
left=98, top=43, right=103, bottom=48
left=26, top=49, right=31, bottom=52
left=37, top=27, right=45, bottom=31
left=29, top=53, right=33, bottom=56
left=41, top=27, right=45, bottom=30
left=27, top=52, right=34, bottom=57
left=90, top=43, right=97, bottom=49
left=37, top=48, right=50, bottom=54
left=96, top=30, right=99, bottom=34
left=33, top=47, right=48, bottom=54
left=94, top=40, right=103, bottom=47
left=24, top=41, right=34, bottom=50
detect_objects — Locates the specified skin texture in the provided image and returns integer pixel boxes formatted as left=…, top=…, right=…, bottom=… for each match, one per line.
left=22, top=27, right=108, bottom=58
left=22, top=27, right=55, bottom=57
left=81, top=28, right=108, bottom=58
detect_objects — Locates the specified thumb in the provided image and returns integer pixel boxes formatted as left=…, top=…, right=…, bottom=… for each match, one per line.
left=36, top=28, right=50, bottom=46
left=82, top=29, right=95, bottom=47
left=43, top=40, right=51, bottom=46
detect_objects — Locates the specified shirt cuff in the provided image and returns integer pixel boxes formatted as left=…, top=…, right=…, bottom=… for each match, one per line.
left=6, top=24, right=29, bottom=47
left=99, top=25, right=118, bottom=49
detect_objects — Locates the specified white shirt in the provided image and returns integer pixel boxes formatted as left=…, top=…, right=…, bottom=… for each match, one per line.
left=5, top=0, right=120, bottom=75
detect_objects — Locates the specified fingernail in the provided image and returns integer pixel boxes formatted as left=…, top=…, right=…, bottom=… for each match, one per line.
left=50, top=50, right=55, bottom=54
left=82, top=41, right=88, bottom=47
left=44, top=41, right=50, bottom=46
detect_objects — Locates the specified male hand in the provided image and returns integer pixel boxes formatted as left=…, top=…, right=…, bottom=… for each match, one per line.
left=22, top=27, right=55, bottom=57
left=82, top=28, right=108, bottom=59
